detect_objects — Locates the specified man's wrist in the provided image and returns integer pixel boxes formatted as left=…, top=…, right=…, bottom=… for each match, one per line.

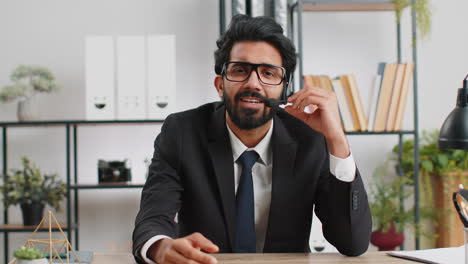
left=141, top=235, right=171, bottom=264
left=147, top=239, right=164, bottom=261
left=325, top=135, right=350, bottom=158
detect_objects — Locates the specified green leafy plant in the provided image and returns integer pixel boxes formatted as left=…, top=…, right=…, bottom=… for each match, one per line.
left=13, top=246, right=45, bottom=260
left=391, top=129, right=468, bottom=246
left=0, top=157, right=67, bottom=211
left=393, top=129, right=468, bottom=208
left=393, top=0, right=432, bottom=40
left=395, top=129, right=468, bottom=175
left=0, top=65, right=61, bottom=103
left=369, top=160, right=414, bottom=232
left=370, top=159, right=435, bottom=247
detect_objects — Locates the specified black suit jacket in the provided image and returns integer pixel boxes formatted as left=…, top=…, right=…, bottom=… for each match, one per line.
left=133, top=102, right=371, bottom=263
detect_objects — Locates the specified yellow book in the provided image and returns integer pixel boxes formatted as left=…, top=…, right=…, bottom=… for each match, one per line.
left=394, top=62, right=414, bottom=131
left=340, top=75, right=361, bottom=131
left=374, top=63, right=397, bottom=132
left=347, top=74, right=368, bottom=131
left=319, top=75, right=333, bottom=92
left=331, top=79, right=355, bottom=132
left=385, top=63, right=406, bottom=131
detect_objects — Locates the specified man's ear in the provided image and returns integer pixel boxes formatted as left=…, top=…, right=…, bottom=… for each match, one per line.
left=214, top=75, right=224, bottom=98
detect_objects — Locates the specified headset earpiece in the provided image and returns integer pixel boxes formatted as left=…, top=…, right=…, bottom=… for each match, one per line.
left=281, top=75, right=293, bottom=101
left=281, top=82, right=288, bottom=101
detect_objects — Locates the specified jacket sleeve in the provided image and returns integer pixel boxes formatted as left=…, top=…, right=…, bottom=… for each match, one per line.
left=132, top=114, right=183, bottom=263
left=313, top=151, right=372, bottom=256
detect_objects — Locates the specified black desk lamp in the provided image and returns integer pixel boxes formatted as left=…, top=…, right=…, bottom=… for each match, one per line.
left=438, top=75, right=468, bottom=150
left=438, top=75, right=468, bottom=229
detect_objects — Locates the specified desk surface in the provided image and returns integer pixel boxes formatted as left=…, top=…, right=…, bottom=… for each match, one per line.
left=92, top=252, right=416, bottom=264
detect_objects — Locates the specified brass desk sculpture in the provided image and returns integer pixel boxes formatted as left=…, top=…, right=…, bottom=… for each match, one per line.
left=11, top=210, right=80, bottom=264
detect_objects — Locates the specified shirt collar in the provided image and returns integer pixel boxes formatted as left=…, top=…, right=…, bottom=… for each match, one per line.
left=226, top=120, right=273, bottom=166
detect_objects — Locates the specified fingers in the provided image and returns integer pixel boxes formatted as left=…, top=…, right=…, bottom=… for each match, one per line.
left=154, top=233, right=218, bottom=264
left=284, top=105, right=311, bottom=122
left=288, top=86, right=328, bottom=101
left=284, top=105, right=302, bottom=116
left=174, top=239, right=218, bottom=264
left=188, top=232, right=219, bottom=253
left=164, top=250, right=198, bottom=264
left=288, top=86, right=336, bottom=112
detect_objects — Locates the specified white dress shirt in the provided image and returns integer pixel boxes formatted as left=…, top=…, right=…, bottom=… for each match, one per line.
left=141, top=120, right=356, bottom=263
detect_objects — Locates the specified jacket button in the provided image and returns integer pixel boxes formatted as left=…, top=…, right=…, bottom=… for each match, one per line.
left=352, top=190, right=358, bottom=210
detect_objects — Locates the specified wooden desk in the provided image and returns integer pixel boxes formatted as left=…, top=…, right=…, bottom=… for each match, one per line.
left=91, top=252, right=417, bottom=263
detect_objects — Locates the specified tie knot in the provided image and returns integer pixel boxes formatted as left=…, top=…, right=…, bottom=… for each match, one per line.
left=238, top=150, right=259, bottom=170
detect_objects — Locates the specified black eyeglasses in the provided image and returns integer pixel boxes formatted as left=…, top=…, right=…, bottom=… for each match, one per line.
left=221, top=61, right=286, bottom=85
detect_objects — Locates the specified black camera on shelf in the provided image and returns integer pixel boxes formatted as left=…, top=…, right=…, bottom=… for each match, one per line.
left=98, top=159, right=131, bottom=183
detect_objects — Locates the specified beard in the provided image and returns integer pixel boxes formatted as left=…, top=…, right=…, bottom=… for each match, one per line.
left=223, top=90, right=278, bottom=130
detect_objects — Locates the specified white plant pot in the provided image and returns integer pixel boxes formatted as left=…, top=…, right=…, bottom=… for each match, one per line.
left=17, top=97, right=40, bottom=121
left=16, top=258, right=49, bottom=264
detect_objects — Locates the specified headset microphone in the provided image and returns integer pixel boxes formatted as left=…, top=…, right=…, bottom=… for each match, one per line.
left=265, top=75, right=294, bottom=108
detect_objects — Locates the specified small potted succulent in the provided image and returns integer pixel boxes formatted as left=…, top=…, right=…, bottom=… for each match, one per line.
left=0, top=157, right=67, bottom=226
left=13, top=246, right=48, bottom=264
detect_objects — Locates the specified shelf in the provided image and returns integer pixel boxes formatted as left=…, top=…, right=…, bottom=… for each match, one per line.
left=0, top=119, right=165, bottom=127
left=0, top=223, right=74, bottom=232
left=70, top=183, right=145, bottom=189
left=345, top=130, right=415, bottom=135
left=299, top=0, right=395, bottom=12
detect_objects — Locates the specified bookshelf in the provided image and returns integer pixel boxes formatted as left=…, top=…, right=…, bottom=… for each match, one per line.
left=0, top=119, right=164, bottom=263
left=291, top=0, right=421, bottom=250
left=219, top=0, right=421, bottom=250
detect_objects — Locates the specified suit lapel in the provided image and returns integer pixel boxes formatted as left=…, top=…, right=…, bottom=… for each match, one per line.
left=264, top=114, right=298, bottom=251
left=207, top=105, right=236, bottom=250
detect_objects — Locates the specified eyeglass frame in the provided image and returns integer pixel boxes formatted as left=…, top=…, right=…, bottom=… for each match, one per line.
left=221, top=61, right=287, bottom=86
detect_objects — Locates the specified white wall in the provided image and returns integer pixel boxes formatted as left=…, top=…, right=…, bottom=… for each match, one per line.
left=1, top=0, right=467, bottom=260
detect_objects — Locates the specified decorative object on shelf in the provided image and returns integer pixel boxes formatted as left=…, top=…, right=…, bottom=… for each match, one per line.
left=0, top=65, right=61, bottom=121
left=98, top=159, right=132, bottom=183
left=9, top=211, right=81, bottom=264
left=393, top=0, right=432, bottom=40
left=146, top=35, right=176, bottom=120
left=397, top=129, right=468, bottom=247
left=369, top=161, right=414, bottom=251
left=370, top=222, right=404, bottom=251
left=0, top=157, right=67, bottom=226
left=12, top=246, right=47, bottom=264
left=311, top=238, right=326, bottom=252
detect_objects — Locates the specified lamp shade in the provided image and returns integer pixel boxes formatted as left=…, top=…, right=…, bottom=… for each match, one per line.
left=438, top=87, right=468, bottom=149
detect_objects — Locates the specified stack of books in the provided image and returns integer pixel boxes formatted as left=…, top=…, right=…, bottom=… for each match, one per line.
left=303, top=62, right=414, bottom=132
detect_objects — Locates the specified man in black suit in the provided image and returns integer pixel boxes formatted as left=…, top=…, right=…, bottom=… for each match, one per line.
left=133, top=15, right=371, bottom=264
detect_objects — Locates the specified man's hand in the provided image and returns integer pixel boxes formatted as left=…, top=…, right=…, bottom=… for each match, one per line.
left=148, top=232, right=219, bottom=264
left=284, top=86, right=350, bottom=158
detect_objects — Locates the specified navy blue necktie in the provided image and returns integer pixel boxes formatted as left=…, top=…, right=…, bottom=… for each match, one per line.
left=234, top=150, right=259, bottom=253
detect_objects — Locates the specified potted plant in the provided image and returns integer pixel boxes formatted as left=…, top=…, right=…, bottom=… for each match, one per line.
left=13, top=246, right=48, bottom=264
left=393, top=129, right=468, bottom=247
left=0, top=65, right=61, bottom=121
left=0, top=157, right=67, bottom=226
left=369, top=160, right=414, bottom=251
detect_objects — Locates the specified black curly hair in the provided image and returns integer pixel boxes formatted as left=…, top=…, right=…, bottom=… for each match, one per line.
left=214, top=14, right=297, bottom=82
